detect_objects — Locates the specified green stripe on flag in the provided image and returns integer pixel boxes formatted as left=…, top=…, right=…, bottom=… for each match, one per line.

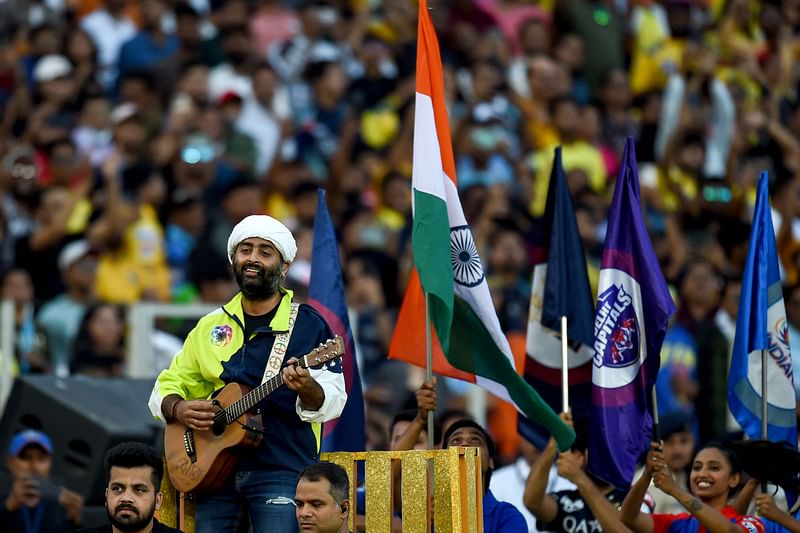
left=412, top=189, right=454, bottom=354
left=448, top=297, right=576, bottom=451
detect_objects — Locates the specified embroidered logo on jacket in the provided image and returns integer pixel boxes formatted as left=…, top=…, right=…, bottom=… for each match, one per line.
left=211, top=325, right=233, bottom=347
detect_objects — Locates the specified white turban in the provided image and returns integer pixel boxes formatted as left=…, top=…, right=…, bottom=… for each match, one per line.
left=227, top=215, right=297, bottom=264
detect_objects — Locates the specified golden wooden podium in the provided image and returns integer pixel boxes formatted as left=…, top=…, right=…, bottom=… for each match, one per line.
left=158, top=447, right=484, bottom=533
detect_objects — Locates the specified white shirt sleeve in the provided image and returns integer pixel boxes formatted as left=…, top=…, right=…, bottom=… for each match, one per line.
left=295, top=364, right=347, bottom=423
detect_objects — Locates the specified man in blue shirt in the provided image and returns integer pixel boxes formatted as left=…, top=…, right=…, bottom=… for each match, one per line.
left=1, top=430, right=85, bottom=532
left=390, top=381, right=526, bottom=531
left=117, top=0, right=180, bottom=90
left=442, top=419, right=528, bottom=532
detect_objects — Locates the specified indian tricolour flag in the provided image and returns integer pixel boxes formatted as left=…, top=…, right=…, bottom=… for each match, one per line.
left=388, top=0, right=574, bottom=451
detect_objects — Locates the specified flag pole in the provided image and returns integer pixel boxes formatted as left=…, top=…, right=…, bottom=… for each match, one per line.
left=651, top=387, right=661, bottom=443
left=642, top=336, right=661, bottom=443
left=650, top=341, right=660, bottom=443
left=761, top=348, right=768, bottom=438
left=761, top=348, right=768, bottom=492
left=561, top=316, right=569, bottom=413
left=425, top=291, right=434, bottom=450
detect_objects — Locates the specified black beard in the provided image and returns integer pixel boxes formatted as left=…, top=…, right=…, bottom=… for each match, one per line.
left=108, top=502, right=156, bottom=532
left=233, top=261, right=282, bottom=300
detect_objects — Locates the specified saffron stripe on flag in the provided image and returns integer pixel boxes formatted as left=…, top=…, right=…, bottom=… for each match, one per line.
left=389, top=0, right=575, bottom=451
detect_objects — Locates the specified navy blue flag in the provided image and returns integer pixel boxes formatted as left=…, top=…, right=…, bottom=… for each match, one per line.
left=588, top=137, right=676, bottom=491
left=728, top=172, right=796, bottom=445
left=310, top=189, right=366, bottom=453
left=521, top=146, right=595, bottom=448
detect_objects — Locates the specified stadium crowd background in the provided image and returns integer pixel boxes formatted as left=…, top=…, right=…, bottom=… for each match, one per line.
left=1, top=0, right=800, bottom=468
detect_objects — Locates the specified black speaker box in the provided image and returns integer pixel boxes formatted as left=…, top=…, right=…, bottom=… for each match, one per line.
left=0, top=375, right=163, bottom=505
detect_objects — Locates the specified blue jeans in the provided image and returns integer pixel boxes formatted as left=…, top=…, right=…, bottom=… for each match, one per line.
left=195, top=469, right=299, bottom=533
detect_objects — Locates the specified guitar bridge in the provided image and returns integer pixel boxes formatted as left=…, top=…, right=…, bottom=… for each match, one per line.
left=183, top=429, right=197, bottom=463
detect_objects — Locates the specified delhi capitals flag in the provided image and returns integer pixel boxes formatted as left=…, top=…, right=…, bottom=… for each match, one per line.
left=728, top=172, right=796, bottom=444
left=388, top=0, right=575, bottom=451
left=310, top=189, right=365, bottom=453
left=522, top=147, right=594, bottom=448
left=588, top=137, right=676, bottom=491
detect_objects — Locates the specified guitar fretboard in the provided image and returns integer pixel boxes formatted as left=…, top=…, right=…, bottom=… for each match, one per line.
left=223, top=357, right=310, bottom=423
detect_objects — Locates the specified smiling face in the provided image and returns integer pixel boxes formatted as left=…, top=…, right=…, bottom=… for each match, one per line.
left=105, top=465, right=161, bottom=532
left=232, top=237, right=286, bottom=301
left=689, top=447, right=740, bottom=505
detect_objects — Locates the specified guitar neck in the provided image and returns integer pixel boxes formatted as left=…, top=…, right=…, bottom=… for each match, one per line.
left=219, top=336, right=343, bottom=424
left=225, top=358, right=308, bottom=421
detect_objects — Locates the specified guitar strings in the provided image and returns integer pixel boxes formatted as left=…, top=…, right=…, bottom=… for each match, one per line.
left=206, top=342, right=339, bottom=429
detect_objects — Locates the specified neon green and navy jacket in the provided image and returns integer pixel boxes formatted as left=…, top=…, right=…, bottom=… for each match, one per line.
left=148, top=289, right=346, bottom=473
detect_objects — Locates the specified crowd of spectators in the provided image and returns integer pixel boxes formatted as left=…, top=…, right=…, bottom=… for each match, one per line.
left=1, top=0, right=800, bottom=465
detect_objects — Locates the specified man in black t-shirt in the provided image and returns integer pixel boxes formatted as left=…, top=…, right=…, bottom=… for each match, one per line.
left=537, top=483, right=623, bottom=533
left=524, top=413, right=630, bottom=533
left=74, top=442, right=182, bottom=533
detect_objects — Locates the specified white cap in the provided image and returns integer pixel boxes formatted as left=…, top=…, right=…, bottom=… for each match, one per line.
left=33, top=55, right=72, bottom=83
left=58, top=240, right=91, bottom=273
left=227, top=215, right=297, bottom=264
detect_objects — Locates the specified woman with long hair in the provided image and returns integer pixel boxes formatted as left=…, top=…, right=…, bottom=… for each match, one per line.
left=621, top=442, right=764, bottom=533
left=69, top=302, right=126, bottom=377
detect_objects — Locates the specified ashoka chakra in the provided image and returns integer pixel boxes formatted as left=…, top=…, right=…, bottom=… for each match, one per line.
left=450, top=225, right=484, bottom=287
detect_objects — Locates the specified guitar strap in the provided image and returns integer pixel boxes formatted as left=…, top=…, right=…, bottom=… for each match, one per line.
left=261, top=302, right=300, bottom=384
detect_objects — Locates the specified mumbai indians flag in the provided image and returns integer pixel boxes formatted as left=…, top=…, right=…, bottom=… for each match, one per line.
left=522, top=147, right=594, bottom=448
left=728, top=172, right=796, bottom=444
left=388, top=0, right=575, bottom=451
left=588, top=137, right=676, bottom=491
left=310, top=189, right=365, bottom=453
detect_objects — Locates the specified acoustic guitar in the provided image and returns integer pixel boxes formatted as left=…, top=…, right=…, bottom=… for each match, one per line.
left=164, top=336, right=345, bottom=493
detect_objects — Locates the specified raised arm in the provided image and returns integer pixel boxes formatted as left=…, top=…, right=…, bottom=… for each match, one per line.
left=652, top=461, right=742, bottom=533
left=621, top=443, right=657, bottom=533
left=523, top=411, right=573, bottom=523
left=523, top=436, right=560, bottom=523
left=755, top=494, right=800, bottom=533
left=389, top=379, right=437, bottom=513
left=732, top=479, right=758, bottom=515
left=391, top=378, right=436, bottom=452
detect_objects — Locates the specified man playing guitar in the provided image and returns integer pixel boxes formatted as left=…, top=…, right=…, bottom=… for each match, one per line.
left=148, top=214, right=347, bottom=533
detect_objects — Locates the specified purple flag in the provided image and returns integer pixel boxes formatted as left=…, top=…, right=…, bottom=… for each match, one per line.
left=310, top=189, right=366, bottom=453
left=588, top=137, right=676, bottom=491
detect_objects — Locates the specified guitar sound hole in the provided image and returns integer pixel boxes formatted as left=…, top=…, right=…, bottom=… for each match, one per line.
left=212, top=418, right=225, bottom=436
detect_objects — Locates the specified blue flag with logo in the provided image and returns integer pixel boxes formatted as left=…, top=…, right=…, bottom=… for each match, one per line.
left=522, top=147, right=595, bottom=448
left=310, top=189, right=366, bottom=453
left=728, top=172, right=797, bottom=445
left=588, top=137, right=676, bottom=491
